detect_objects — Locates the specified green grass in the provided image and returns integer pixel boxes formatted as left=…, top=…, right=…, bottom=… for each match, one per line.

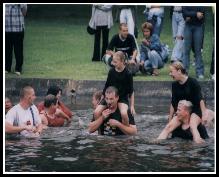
left=5, top=5, right=214, bottom=81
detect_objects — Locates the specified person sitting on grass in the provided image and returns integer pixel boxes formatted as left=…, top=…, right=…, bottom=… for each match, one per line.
left=94, top=51, right=135, bottom=127
left=39, top=94, right=71, bottom=127
left=89, top=86, right=137, bottom=135
left=104, top=23, right=139, bottom=76
left=139, top=22, right=165, bottom=76
left=37, top=85, right=73, bottom=122
left=157, top=100, right=209, bottom=144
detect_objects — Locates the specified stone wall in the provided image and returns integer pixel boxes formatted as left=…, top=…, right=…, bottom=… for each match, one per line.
left=5, top=78, right=215, bottom=111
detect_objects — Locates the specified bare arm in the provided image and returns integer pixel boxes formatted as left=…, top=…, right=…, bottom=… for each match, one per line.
left=157, top=116, right=181, bottom=140
left=5, top=122, right=32, bottom=134
left=130, top=92, right=135, bottom=115
left=55, top=108, right=71, bottom=122
left=168, top=104, right=175, bottom=122
left=106, top=50, right=114, bottom=56
left=88, top=116, right=104, bottom=133
left=109, top=119, right=137, bottom=135
left=132, top=49, right=138, bottom=61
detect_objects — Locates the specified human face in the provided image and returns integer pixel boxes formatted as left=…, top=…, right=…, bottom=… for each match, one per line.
left=51, top=101, right=58, bottom=113
left=143, top=28, right=151, bottom=38
left=176, top=104, right=188, bottom=121
left=120, top=26, right=129, bottom=39
left=111, top=55, right=124, bottom=69
left=169, top=66, right=181, bottom=81
left=105, top=92, right=119, bottom=110
left=27, top=89, right=36, bottom=105
left=5, top=98, right=12, bottom=111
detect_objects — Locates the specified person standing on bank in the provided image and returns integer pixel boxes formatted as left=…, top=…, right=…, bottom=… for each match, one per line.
left=5, top=4, right=27, bottom=76
left=90, top=4, right=113, bottom=62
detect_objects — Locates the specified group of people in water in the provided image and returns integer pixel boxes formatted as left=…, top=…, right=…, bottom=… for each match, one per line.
left=5, top=53, right=214, bottom=144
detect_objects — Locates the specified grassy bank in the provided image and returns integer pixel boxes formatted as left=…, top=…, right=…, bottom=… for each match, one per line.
left=5, top=5, right=214, bottom=81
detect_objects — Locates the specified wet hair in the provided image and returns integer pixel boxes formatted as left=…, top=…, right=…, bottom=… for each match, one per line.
left=44, top=94, right=58, bottom=108
left=178, top=100, right=193, bottom=114
left=170, top=61, right=187, bottom=75
left=141, top=22, right=153, bottom=34
left=46, top=85, right=62, bottom=96
left=113, top=51, right=126, bottom=63
left=105, top=86, right=119, bottom=97
left=93, top=91, right=102, bottom=102
left=20, top=86, right=34, bottom=99
left=119, top=23, right=128, bottom=30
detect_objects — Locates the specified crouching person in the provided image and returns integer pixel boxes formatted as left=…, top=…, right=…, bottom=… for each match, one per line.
left=88, top=86, right=137, bottom=136
left=5, top=86, right=43, bottom=137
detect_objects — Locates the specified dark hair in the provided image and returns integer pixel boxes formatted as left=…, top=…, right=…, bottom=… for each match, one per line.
left=105, top=86, right=119, bottom=97
left=46, top=85, right=62, bottom=96
left=141, top=22, right=153, bottom=34
left=119, top=23, right=128, bottom=30
left=44, top=94, right=58, bottom=108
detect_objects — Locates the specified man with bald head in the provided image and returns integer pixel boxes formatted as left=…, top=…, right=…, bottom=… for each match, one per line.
left=5, top=85, right=43, bottom=137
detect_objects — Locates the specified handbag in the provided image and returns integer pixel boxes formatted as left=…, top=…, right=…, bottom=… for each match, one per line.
left=87, top=25, right=96, bottom=35
left=87, top=5, right=97, bottom=35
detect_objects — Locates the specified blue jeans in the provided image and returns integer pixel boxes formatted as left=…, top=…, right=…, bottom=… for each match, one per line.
left=171, top=12, right=185, bottom=61
left=143, top=50, right=164, bottom=72
left=146, top=10, right=164, bottom=37
left=183, top=24, right=204, bottom=77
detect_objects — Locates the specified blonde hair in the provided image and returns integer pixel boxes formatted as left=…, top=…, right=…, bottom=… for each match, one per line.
left=113, top=51, right=125, bottom=63
left=93, top=91, right=102, bottom=102
left=170, top=61, right=187, bottom=75
left=178, top=100, right=193, bottom=114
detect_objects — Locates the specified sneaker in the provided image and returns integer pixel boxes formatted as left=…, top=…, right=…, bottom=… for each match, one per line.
left=197, top=75, right=204, bottom=79
left=14, top=71, right=21, bottom=76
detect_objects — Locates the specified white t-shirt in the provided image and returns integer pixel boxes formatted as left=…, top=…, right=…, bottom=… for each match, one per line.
left=6, top=104, right=42, bottom=136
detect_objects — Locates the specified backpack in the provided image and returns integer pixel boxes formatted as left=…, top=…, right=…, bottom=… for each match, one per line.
left=160, top=43, right=170, bottom=63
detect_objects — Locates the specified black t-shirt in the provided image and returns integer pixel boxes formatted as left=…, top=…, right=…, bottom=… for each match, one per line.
left=103, top=67, right=133, bottom=102
left=100, top=108, right=135, bottom=136
left=171, top=77, right=203, bottom=117
left=107, top=34, right=137, bottom=57
left=172, top=123, right=209, bottom=140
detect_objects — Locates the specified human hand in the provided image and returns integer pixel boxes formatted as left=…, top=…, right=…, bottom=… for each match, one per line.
left=24, top=126, right=35, bottom=132
left=186, top=17, right=191, bottom=22
left=197, top=12, right=204, bottom=19
left=102, top=109, right=112, bottom=120
left=130, top=106, right=136, bottom=116
left=108, top=119, right=119, bottom=127
left=142, top=39, right=150, bottom=46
